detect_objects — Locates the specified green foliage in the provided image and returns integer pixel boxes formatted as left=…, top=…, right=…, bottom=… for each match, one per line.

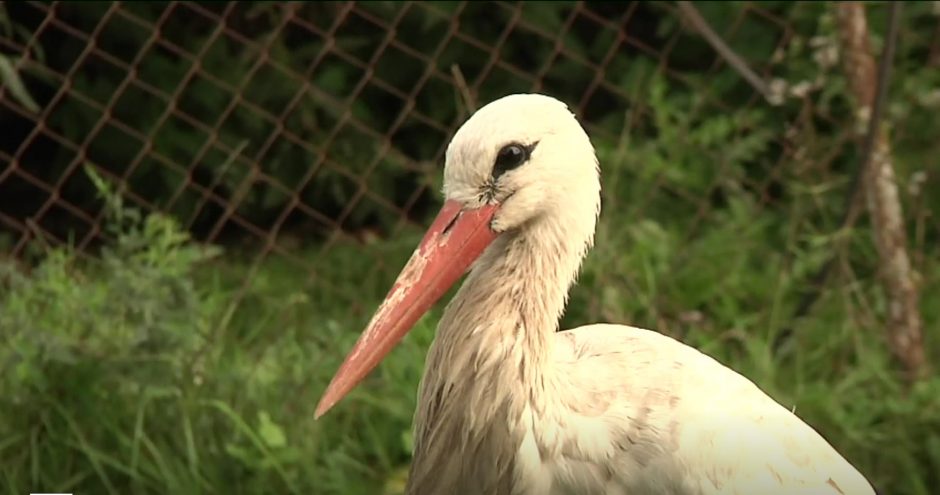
left=0, top=167, right=430, bottom=493
left=1, top=169, right=217, bottom=492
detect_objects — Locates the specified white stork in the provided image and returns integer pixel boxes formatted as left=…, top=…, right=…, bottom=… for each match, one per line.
left=315, top=94, right=876, bottom=494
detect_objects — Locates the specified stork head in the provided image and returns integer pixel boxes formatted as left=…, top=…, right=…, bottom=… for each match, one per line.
left=441, top=93, right=601, bottom=235
left=316, top=94, right=601, bottom=418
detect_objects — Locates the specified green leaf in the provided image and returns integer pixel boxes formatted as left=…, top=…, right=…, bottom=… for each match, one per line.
left=0, top=54, right=40, bottom=113
left=257, top=411, right=287, bottom=449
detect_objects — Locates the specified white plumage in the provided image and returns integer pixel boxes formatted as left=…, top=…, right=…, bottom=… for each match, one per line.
left=317, top=94, right=876, bottom=494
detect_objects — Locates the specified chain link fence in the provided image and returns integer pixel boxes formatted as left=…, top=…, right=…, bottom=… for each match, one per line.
left=1, top=1, right=938, bottom=333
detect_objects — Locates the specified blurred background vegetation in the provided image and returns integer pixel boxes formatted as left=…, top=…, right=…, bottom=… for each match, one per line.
left=1, top=1, right=939, bottom=494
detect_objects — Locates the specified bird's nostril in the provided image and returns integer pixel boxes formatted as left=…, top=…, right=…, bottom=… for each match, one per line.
left=442, top=212, right=461, bottom=235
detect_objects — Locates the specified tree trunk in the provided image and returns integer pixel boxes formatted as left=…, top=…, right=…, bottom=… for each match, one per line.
left=835, top=2, right=926, bottom=382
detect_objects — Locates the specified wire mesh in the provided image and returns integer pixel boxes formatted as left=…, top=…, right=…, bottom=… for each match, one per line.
left=0, top=1, right=936, bottom=324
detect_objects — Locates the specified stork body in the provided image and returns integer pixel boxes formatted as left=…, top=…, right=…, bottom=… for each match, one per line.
left=316, top=94, right=876, bottom=494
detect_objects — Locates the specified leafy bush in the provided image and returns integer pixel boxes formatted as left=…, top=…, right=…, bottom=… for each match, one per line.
left=0, top=169, right=218, bottom=491
left=0, top=168, right=426, bottom=493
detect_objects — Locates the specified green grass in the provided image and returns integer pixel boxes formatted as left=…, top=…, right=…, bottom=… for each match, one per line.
left=1, top=140, right=939, bottom=494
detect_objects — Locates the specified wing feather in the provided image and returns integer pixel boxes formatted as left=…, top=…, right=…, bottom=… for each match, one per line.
left=546, top=324, right=875, bottom=495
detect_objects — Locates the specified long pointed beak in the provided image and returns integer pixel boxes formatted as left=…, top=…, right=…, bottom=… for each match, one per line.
left=315, top=199, right=499, bottom=418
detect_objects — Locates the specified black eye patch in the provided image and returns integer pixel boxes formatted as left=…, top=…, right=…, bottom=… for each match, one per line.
left=492, top=141, right=538, bottom=179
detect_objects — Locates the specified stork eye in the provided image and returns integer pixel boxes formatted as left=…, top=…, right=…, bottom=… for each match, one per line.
left=492, top=142, right=534, bottom=179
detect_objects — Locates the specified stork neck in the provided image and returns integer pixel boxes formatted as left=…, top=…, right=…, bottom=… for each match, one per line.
left=431, top=215, right=590, bottom=394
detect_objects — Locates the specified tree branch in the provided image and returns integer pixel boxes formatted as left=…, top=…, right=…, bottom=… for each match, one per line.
left=676, top=1, right=779, bottom=103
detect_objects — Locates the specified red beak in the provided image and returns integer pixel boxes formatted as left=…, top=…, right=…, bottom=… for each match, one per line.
left=315, top=199, right=499, bottom=418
